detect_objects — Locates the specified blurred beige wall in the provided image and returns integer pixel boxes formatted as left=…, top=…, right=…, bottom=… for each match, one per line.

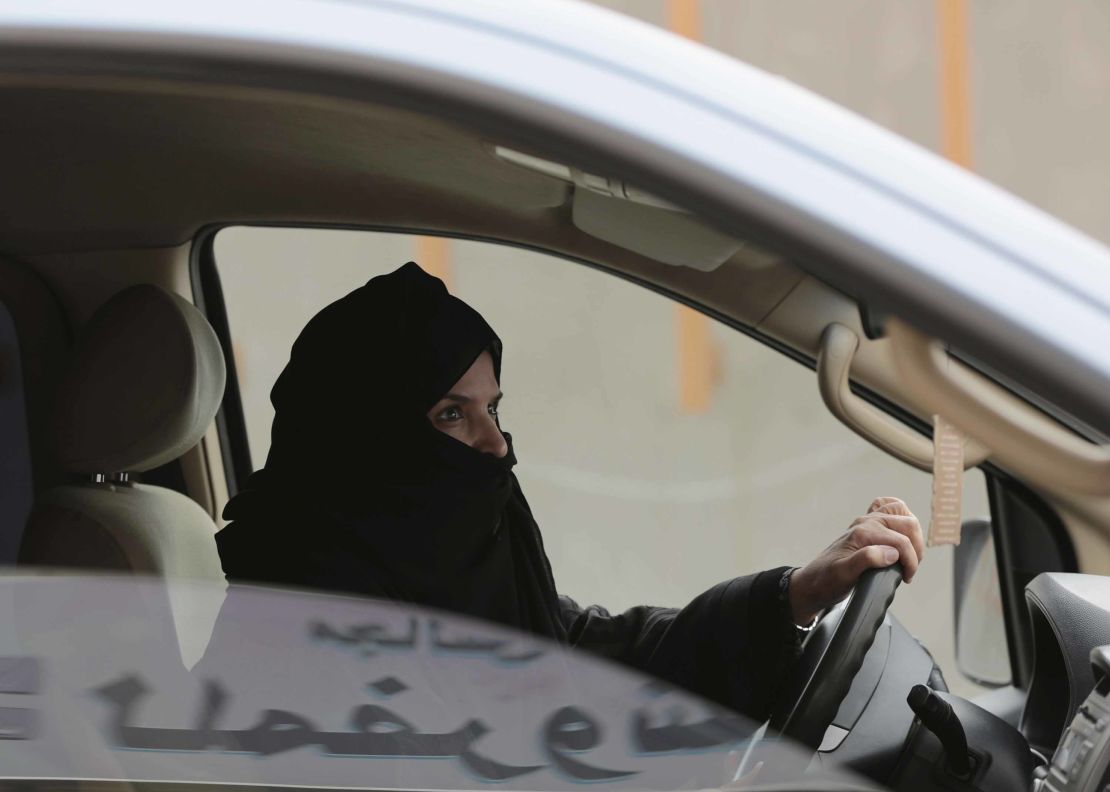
left=592, top=0, right=1110, bottom=246
left=218, top=1, right=1110, bottom=700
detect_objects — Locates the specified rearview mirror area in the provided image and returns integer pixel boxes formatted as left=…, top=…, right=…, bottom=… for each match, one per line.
left=953, top=519, right=1012, bottom=688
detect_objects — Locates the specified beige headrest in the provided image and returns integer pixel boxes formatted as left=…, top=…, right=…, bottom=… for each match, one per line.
left=56, top=285, right=226, bottom=474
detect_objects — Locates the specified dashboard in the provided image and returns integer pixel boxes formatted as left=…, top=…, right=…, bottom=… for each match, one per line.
left=1023, top=574, right=1110, bottom=791
left=814, top=573, right=1110, bottom=792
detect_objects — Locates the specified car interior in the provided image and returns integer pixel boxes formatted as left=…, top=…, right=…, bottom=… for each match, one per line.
left=3, top=67, right=1110, bottom=792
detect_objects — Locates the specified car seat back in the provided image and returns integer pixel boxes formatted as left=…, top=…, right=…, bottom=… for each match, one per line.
left=19, top=283, right=227, bottom=581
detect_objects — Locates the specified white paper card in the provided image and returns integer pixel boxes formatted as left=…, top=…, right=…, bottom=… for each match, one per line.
left=930, top=414, right=964, bottom=546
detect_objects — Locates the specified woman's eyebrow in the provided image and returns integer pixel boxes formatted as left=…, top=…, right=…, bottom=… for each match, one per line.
left=441, top=391, right=504, bottom=404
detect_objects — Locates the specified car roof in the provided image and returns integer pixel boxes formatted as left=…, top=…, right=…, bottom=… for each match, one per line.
left=3, top=0, right=1110, bottom=433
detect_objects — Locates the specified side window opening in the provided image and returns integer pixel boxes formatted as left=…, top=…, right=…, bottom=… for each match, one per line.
left=208, top=225, right=1003, bottom=696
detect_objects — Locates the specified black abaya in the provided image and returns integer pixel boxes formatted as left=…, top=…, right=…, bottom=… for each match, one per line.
left=216, top=262, right=800, bottom=721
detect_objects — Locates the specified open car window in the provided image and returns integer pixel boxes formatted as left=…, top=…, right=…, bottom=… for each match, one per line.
left=212, top=226, right=1002, bottom=696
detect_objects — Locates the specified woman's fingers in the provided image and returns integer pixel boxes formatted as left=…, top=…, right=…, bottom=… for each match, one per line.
left=874, top=513, right=926, bottom=562
left=846, top=521, right=920, bottom=580
left=851, top=507, right=925, bottom=563
left=870, top=496, right=910, bottom=515
left=838, top=544, right=903, bottom=582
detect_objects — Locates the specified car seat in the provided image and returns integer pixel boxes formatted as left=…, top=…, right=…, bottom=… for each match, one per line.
left=19, top=282, right=227, bottom=577
left=18, top=284, right=228, bottom=666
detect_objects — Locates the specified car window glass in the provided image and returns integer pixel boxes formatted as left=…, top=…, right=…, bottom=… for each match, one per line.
left=0, top=574, right=865, bottom=789
left=214, top=226, right=1002, bottom=696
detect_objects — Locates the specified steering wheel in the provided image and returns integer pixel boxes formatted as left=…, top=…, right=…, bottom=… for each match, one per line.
left=767, top=564, right=903, bottom=751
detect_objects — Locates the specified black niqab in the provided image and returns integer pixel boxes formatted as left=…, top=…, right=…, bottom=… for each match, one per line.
left=217, top=262, right=567, bottom=639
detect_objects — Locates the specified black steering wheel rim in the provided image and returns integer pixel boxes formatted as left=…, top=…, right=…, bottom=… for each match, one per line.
left=768, top=563, right=903, bottom=750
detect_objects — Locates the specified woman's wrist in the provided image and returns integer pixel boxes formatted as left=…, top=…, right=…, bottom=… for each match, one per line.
left=786, top=566, right=820, bottom=627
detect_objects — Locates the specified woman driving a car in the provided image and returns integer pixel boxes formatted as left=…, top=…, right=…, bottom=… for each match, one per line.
left=215, top=261, right=925, bottom=721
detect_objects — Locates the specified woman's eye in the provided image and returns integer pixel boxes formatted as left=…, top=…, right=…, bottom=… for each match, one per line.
left=438, top=406, right=463, bottom=422
left=488, top=403, right=500, bottom=417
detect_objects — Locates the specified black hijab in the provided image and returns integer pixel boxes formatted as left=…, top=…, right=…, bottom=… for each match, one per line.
left=216, top=262, right=567, bottom=640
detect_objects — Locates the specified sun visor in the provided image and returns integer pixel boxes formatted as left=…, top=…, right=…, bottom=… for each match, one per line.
left=571, top=186, right=741, bottom=271
left=492, top=145, right=740, bottom=271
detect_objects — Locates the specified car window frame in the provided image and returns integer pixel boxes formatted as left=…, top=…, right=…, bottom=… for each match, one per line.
left=191, top=227, right=254, bottom=498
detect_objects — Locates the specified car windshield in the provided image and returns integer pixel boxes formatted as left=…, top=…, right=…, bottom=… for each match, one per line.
left=0, top=573, right=870, bottom=791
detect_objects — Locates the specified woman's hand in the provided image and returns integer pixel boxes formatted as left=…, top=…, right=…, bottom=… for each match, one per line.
left=788, top=497, right=924, bottom=626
